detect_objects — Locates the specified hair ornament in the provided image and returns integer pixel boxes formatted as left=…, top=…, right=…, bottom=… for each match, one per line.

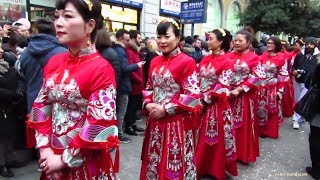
left=160, top=18, right=180, bottom=30
left=84, top=0, right=93, bottom=11
left=218, top=28, right=226, bottom=37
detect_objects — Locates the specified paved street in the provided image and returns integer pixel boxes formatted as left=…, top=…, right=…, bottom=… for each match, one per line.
left=5, top=118, right=314, bottom=180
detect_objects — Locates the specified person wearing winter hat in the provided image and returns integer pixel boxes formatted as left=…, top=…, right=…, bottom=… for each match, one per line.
left=12, top=18, right=30, bottom=37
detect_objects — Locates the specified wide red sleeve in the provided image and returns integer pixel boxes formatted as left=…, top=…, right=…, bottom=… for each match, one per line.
left=163, top=58, right=202, bottom=116
left=276, top=54, right=290, bottom=92
left=65, top=61, right=119, bottom=171
left=26, top=54, right=63, bottom=149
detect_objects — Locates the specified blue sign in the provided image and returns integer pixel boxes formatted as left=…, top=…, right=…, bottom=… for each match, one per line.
left=180, top=0, right=207, bottom=24
left=106, top=0, right=143, bottom=8
left=160, top=9, right=180, bottom=17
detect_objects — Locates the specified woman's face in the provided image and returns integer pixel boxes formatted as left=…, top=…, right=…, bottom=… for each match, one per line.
left=267, top=39, right=276, bottom=52
left=207, top=32, right=221, bottom=51
left=54, top=2, right=94, bottom=47
left=234, top=34, right=250, bottom=53
left=156, top=26, right=180, bottom=54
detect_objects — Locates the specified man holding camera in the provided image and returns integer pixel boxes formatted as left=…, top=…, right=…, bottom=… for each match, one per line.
left=292, top=37, right=320, bottom=129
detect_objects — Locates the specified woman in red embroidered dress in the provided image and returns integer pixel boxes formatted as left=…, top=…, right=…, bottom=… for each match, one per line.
left=140, top=18, right=201, bottom=180
left=26, top=0, right=119, bottom=179
left=280, top=41, right=294, bottom=118
left=228, top=30, right=263, bottom=164
left=196, top=29, right=237, bottom=180
left=259, top=36, right=288, bottom=139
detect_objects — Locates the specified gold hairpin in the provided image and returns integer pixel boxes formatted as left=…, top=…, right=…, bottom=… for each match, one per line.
left=160, top=18, right=180, bottom=30
left=84, top=0, right=93, bottom=11
left=218, top=28, right=226, bottom=37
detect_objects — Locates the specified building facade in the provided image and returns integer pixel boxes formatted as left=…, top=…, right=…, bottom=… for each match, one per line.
left=0, top=0, right=246, bottom=39
left=143, top=0, right=247, bottom=38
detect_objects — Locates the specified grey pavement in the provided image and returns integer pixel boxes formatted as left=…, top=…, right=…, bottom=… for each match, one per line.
left=4, top=118, right=314, bottom=180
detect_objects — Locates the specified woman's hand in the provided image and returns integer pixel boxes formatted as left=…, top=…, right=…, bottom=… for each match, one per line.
left=41, top=154, right=66, bottom=175
left=146, top=103, right=158, bottom=113
left=230, top=87, right=242, bottom=98
left=150, top=106, right=166, bottom=119
left=39, top=147, right=54, bottom=164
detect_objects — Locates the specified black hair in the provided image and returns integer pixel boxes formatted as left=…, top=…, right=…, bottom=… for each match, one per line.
left=185, top=36, right=195, bottom=45
left=157, top=18, right=180, bottom=37
left=236, top=30, right=253, bottom=44
left=115, top=29, right=129, bottom=39
left=194, top=35, right=199, bottom=40
left=179, top=35, right=185, bottom=42
left=9, top=32, right=28, bottom=48
left=268, top=36, right=282, bottom=53
left=129, top=30, right=140, bottom=39
left=201, top=40, right=209, bottom=51
left=56, top=0, right=103, bottom=42
left=212, top=29, right=232, bottom=52
left=35, top=18, right=55, bottom=36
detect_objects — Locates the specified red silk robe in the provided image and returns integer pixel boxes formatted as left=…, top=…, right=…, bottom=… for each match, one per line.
left=140, top=52, right=201, bottom=180
left=259, top=52, right=288, bottom=139
left=280, top=51, right=294, bottom=117
left=228, top=51, right=263, bottom=164
left=196, top=53, right=237, bottom=180
left=27, top=48, right=119, bottom=179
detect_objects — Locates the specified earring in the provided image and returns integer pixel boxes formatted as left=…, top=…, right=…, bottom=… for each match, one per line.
left=86, top=33, right=91, bottom=47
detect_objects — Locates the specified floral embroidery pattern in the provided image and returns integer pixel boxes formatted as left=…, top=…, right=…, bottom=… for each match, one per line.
left=146, top=125, right=163, bottom=180
left=231, top=60, right=250, bottom=85
left=88, top=86, right=117, bottom=121
left=219, top=69, right=233, bottom=86
left=152, top=67, right=180, bottom=105
left=167, top=122, right=183, bottom=179
left=184, top=130, right=197, bottom=180
left=204, top=105, right=219, bottom=145
left=223, top=108, right=237, bottom=161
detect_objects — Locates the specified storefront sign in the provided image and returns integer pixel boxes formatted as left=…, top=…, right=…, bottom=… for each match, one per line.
left=107, top=0, right=143, bottom=8
left=0, top=0, right=27, bottom=22
left=30, top=0, right=56, bottom=8
left=180, top=0, right=207, bottom=24
left=160, top=0, right=181, bottom=17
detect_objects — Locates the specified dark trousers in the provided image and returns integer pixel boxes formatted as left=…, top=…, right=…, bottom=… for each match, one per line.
left=125, top=94, right=142, bottom=129
left=309, top=125, right=320, bottom=170
left=0, top=136, right=14, bottom=166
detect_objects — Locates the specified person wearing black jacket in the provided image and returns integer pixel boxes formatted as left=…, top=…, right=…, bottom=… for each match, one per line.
left=0, top=47, right=22, bottom=178
left=292, top=37, right=320, bottom=129
left=304, top=62, right=320, bottom=179
left=113, top=29, right=144, bottom=143
left=95, top=29, right=121, bottom=85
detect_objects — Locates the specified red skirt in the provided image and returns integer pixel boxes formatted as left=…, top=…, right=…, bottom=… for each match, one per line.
left=231, top=94, right=260, bottom=164
left=140, top=116, right=197, bottom=180
left=281, top=81, right=294, bottom=117
left=195, top=103, right=237, bottom=180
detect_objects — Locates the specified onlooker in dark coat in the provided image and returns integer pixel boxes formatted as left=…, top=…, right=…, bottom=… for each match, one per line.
left=0, top=46, right=21, bottom=178
left=95, top=29, right=121, bottom=86
left=304, top=62, right=320, bottom=179
left=17, top=18, right=67, bottom=113
left=292, top=37, right=320, bottom=128
left=113, top=29, right=144, bottom=143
